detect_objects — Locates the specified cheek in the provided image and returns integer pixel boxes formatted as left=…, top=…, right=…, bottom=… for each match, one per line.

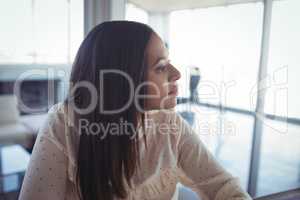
left=147, top=73, right=168, bottom=97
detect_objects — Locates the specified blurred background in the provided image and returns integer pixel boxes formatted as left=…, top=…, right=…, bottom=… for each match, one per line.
left=0, top=0, right=299, bottom=199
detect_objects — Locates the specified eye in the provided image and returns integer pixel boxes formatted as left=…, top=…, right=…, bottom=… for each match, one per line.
left=156, top=65, right=167, bottom=72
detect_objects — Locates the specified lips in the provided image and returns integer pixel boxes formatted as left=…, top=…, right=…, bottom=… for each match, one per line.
left=168, top=86, right=178, bottom=96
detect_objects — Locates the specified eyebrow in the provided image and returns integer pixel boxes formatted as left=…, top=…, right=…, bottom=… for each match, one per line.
left=151, top=57, right=169, bottom=68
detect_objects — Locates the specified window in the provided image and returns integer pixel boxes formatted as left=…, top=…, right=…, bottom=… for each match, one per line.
left=0, top=0, right=83, bottom=64
left=170, top=3, right=263, bottom=111
left=176, top=103, right=254, bottom=189
left=170, top=2, right=264, bottom=190
left=264, top=0, right=300, bottom=119
left=125, top=3, right=149, bottom=24
left=0, top=0, right=33, bottom=63
left=258, top=119, right=300, bottom=196
left=171, top=0, right=300, bottom=197
left=257, top=0, right=300, bottom=196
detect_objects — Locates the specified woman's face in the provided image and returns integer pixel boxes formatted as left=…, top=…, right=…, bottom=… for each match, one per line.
left=144, top=33, right=181, bottom=110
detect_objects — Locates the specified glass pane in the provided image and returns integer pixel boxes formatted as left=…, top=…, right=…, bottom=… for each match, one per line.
left=70, top=0, right=84, bottom=62
left=170, top=3, right=263, bottom=110
left=215, top=111, right=253, bottom=189
left=0, top=0, right=83, bottom=65
left=257, top=119, right=300, bottom=197
left=125, top=3, right=149, bottom=24
left=2, top=174, right=20, bottom=193
left=1, top=145, right=30, bottom=175
left=0, top=0, right=33, bottom=63
left=264, top=0, right=300, bottom=118
left=34, top=0, right=69, bottom=63
left=175, top=103, right=253, bottom=190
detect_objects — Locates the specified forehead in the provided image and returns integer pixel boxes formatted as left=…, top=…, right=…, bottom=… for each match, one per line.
left=146, top=33, right=168, bottom=66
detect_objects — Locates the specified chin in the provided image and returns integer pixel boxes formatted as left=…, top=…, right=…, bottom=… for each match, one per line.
left=146, top=96, right=177, bottom=110
left=164, top=99, right=177, bottom=109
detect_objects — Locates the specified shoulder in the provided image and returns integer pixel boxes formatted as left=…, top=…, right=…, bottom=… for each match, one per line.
left=38, top=102, right=70, bottom=148
left=47, top=102, right=68, bottom=117
left=46, top=102, right=66, bottom=121
left=47, top=102, right=75, bottom=128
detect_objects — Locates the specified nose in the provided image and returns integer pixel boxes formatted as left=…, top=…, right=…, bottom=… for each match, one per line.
left=169, top=64, right=181, bottom=81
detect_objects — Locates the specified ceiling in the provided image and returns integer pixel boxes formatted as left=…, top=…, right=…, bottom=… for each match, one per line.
left=129, top=0, right=263, bottom=12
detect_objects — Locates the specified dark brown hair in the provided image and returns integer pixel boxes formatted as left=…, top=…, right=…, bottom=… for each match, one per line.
left=65, top=21, right=153, bottom=200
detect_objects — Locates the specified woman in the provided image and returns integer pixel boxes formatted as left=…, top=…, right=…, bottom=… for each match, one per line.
left=19, top=21, right=251, bottom=200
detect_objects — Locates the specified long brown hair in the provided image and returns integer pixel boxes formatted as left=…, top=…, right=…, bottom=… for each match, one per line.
left=65, top=21, right=153, bottom=200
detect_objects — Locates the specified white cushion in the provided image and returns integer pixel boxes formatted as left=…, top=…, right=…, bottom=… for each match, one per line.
left=0, top=95, right=20, bottom=125
left=20, top=114, right=48, bottom=135
left=0, top=123, right=33, bottom=148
